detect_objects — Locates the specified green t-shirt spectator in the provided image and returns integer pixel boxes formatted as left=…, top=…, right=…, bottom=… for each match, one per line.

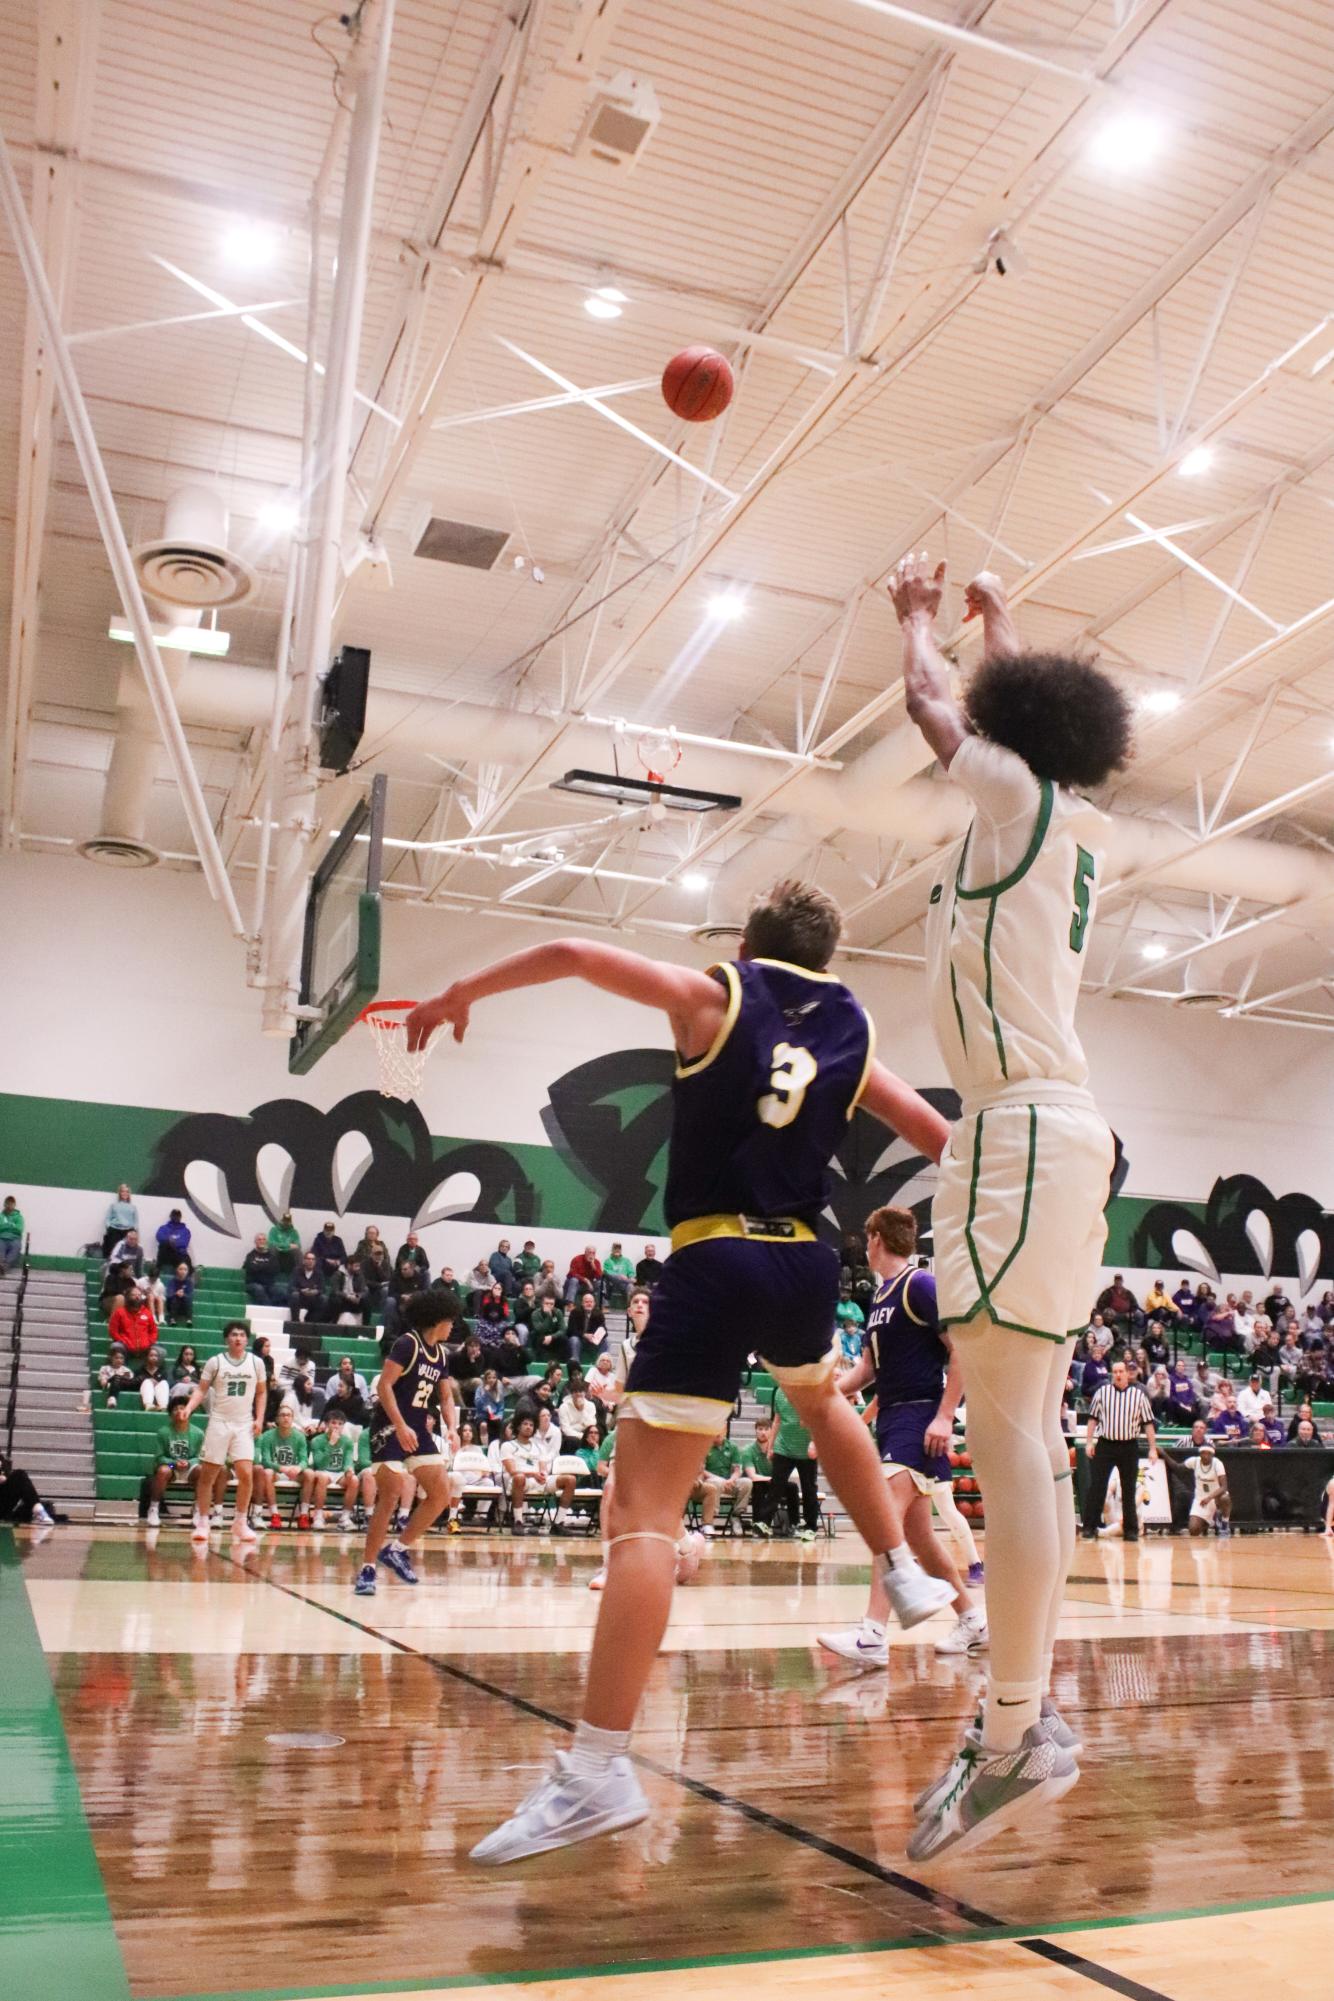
left=704, top=1439, right=741, bottom=1478
left=258, top=1428, right=308, bottom=1472
left=155, top=1418, right=204, bottom=1470
left=0, top=1203, right=24, bottom=1243
left=310, top=1433, right=355, bottom=1477
left=836, top=1298, right=864, bottom=1326
left=740, top=1438, right=772, bottom=1477
left=767, top=1388, right=812, bottom=1459
left=576, top=1442, right=602, bottom=1478
left=530, top=1302, right=566, bottom=1347
left=268, top=1219, right=301, bottom=1268
left=597, top=1429, right=617, bottom=1468
left=355, top=1429, right=372, bottom=1474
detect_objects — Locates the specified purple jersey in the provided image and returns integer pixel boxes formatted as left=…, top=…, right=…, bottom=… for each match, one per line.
left=864, top=1267, right=947, bottom=1407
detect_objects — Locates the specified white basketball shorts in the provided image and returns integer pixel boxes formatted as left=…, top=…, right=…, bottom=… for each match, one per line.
left=201, top=1415, right=256, bottom=1465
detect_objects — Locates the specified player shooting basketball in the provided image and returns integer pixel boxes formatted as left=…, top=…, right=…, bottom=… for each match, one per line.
left=406, top=884, right=953, bottom=1862
left=890, top=555, right=1133, bottom=1860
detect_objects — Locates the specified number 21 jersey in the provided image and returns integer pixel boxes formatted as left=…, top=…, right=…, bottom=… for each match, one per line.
left=664, top=957, right=873, bottom=1231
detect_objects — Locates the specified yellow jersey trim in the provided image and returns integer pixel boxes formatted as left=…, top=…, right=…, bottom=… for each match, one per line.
left=670, top=1213, right=817, bottom=1253
left=848, top=1007, right=877, bottom=1120
left=675, top=961, right=742, bottom=1079
left=749, top=957, right=839, bottom=983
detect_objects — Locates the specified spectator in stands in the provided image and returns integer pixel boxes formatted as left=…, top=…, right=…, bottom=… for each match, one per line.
left=328, top=1255, right=370, bottom=1325
left=255, top=1405, right=309, bottom=1527
left=451, top=1420, right=500, bottom=1521
left=512, top=1240, right=541, bottom=1287
left=1258, top=1398, right=1286, bottom=1447
left=477, top=1282, right=513, bottom=1330
left=310, top=1221, right=347, bottom=1284
left=1161, top=1358, right=1198, bottom=1425
left=1237, top=1371, right=1268, bottom=1423
left=488, top=1239, right=518, bottom=1295
left=529, top=1294, right=568, bottom=1366
left=566, top=1289, right=606, bottom=1365
left=474, top=1369, right=505, bottom=1424
left=635, top=1244, right=664, bottom=1288
left=1144, top=1277, right=1179, bottom=1323
left=164, top=1262, right=194, bottom=1326
left=449, top=1332, right=490, bottom=1405
left=1146, top=1366, right=1173, bottom=1421
left=101, top=1184, right=139, bottom=1260
left=465, top=1257, right=493, bottom=1309
left=154, top=1208, right=192, bottom=1270
left=1079, top=1341, right=1110, bottom=1404
left=835, top=1305, right=863, bottom=1368
left=1096, top=1273, right=1141, bottom=1337
left=1290, top=1418, right=1322, bottom=1448
left=252, top=1337, right=277, bottom=1393
left=1264, top=1283, right=1293, bottom=1324
left=558, top=1379, right=598, bottom=1448
left=836, top=1276, right=865, bottom=1327
left=137, top=1346, right=170, bottom=1410
left=171, top=1343, right=200, bottom=1386
left=110, top=1285, right=157, bottom=1359
left=1190, top=1355, right=1220, bottom=1408
left=268, top=1211, right=301, bottom=1274
left=0, top=1196, right=25, bottom=1275
left=393, top=1231, right=430, bottom=1283
left=839, top=1228, right=867, bottom=1274
left=1318, top=1288, right=1334, bottom=1325
left=513, top=1280, right=539, bottom=1330
left=280, top=1341, right=316, bottom=1390
left=766, top=1386, right=821, bottom=1541
left=1171, top=1277, right=1197, bottom=1319
left=308, top=1408, right=360, bottom=1529
left=355, top=1228, right=393, bottom=1310
left=576, top=1423, right=603, bottom=1482
left=514, top=1371, right=559, bottom=1431
left=1287, top=1400, right=1327, bottom=1443
left=243, top=1233, right=286, bottom=1306
left=144, top=1264, right=167, bottom=1324
left=108, top=1228, right=145, bottom=1277
left=330, top=1355, right=369, bottom=1399
left=1248, top=1420, right=1272, bottom=1451
left=145, top=1390, right=205, bottom=1526
left=98, top=1343, right=137, bottom=1405
left=1143, top=1320, right=1170, bottom=1368
left=320, top=1367, right=369, bottom=1433
left=1203, top=1296, right=1240, bottom=1355
left=1187, top=1282, right=1215, bottom=1329
left=495, top=1324, right=539, bottom=1391
left=534, top=1258, right=560, bottom=1301
left=1255, top=1321, right=1285, bottom=1386
left=290, top=1252, right=327, bottom=1324
left=587, top=1351, right=619, bottom=1407
left=430, top=1265, right=459, bottom=1298
left=694, top=1432, right=753, bottom=1536
left=565, top=1244, right=603, bottom=1305
left=741, top=1418, right=775, bottom=1532
left=1208, top=1396, right=1246, bottom=1443
left=285, top=1372, right=321, bottom=1437
left=381, top=1255, right=422, bottom=1341
left=0, top=1452, right=56, bottom=1528
left=603, top=1242, right=634, bottom=1308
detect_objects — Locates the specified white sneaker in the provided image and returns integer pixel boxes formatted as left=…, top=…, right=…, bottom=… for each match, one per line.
left=190, top=1514, right=210, bottom=1543
left=471, top=1751, right=649, bottom=1863
left=32, top=1503, right=55, bottom=1526
left=818, top=1626, right=889, bottom=1669
left=233, top=1517, right=258, bottom=1544
left=934, top=1607, right=988, bottom=1656
left=881, top=1555, right=954, bottom=1630
left=588, top=1567, right=607, bottom=1592
left=338, top=1511, right=356, bottom=1530
left=313, top=1510, right=325, bottom=1530
left=145, top=1503, right=161, bottom=1528
left=907, top=1723, right=1079, bottom=1861
left=675, top=1530, right=707, bottom=1584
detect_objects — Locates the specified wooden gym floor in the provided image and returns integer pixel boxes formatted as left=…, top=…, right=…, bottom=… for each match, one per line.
left=4, top=1524, right=1334, bottom=2001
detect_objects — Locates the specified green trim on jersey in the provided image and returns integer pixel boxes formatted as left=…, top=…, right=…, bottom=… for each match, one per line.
left=958, top=1107, right=1042, bottom=1330
left=987, top=1106, right=1038, bottom=1297
left=982, top=899, right=1006, bottom=1077
left=954, top=777, right=1054, bottom=901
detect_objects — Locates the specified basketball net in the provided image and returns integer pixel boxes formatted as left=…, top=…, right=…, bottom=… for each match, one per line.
left=635, top=728, right=681, bottom=789
left=357, top=1000, right=442, bottom=1102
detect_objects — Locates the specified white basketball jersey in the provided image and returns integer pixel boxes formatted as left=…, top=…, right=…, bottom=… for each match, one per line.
left=1187, top=1454, right=1225, bottom=1505
left=203, top=1350, right=262, bottom=1420
left=925, top=740, right=1108, bottom=1105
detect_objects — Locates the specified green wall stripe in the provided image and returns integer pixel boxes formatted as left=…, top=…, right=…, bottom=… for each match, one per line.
left=0, top=1532, right=131, bottom=2001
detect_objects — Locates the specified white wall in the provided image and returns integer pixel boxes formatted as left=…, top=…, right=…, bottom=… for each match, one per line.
left=3, top=848, right=1333, bottom=1291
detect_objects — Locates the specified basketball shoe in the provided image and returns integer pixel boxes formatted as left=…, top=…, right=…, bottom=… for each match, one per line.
left=881, top=1553, right=954, bottom=1629
left=908, top=1723, right=1079, bottom=1862
left=818, top=1623, right=889, bottom=1668
left=378, top=1540, right=419, bottom=1584
left=933, top=1607, right=988, bottom=1655
left=471, top=1751, right=648, bottom=1864
left=353, top=1563, right=377, bottom=1596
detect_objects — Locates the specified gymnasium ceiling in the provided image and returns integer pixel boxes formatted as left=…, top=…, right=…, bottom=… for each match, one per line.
left=4, top=0, right=1334, bottom=1029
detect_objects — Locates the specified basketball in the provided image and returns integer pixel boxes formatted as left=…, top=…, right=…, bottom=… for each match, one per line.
left=661, top=345, right=734, bottom=422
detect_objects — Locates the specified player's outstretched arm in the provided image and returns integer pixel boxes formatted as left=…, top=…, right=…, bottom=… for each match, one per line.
left=858, top=1061, right=951, bottom=1164
left=964, top=570, right=1022, bottom=662
left=889, top=553, right=968, bottom=769
left=407, top=939, right=725, bottom=1057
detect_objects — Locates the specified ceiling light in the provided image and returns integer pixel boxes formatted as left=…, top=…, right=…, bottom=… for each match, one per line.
left=1140, top=688, right=1182, bottom=715
left=708, top=590, right=748, bottom=622
left=1086, top=109, right=1168, bottom=175
left=583, top=294, right=623, bottom=320
left=220, top=218, right=281, bottom=270
left=258, top=497, right=300, bottom=533
left=1178, top=446, right=1215, bottom=477
left=108, top=619, right=231, bottom=656
left=681, top=871, right=710, bottom=894
left=1141, top=942, right=1169, bottom=962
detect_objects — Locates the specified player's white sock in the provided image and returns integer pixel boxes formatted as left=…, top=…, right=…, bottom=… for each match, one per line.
left=568, top=1719, right=631, bottom=1778
left=887, top=1545, right=918, bottom=1572
left=860, top=1616, right=886, bottom=1642
left=982, top=1678, right=1042, bottom=1753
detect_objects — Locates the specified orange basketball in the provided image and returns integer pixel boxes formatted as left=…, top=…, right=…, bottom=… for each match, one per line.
left=662, top=345, right=734, bottom=421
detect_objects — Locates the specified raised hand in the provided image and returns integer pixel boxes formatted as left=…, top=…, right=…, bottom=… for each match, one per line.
left=963, top=570, right=1007, bottom=623
left=889, top=551, right=947, bottom=626
left=406, top=986, right=470, bottom=1051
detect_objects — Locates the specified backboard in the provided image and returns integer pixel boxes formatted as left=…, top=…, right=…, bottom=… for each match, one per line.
left=288, top=774, right=385, bottom=1074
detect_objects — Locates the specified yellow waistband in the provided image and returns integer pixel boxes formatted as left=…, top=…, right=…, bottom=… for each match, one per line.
left=670, top=1213, right=816, bottom=1252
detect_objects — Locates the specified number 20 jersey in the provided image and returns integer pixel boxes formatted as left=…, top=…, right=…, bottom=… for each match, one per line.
left=663, top=957, right=873, bottom=1232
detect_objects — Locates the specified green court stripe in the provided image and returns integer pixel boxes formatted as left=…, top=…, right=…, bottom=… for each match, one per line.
left=0, top=1532, right=131, bottom=2001
left=150, top=1888, right=1334, bottom=2001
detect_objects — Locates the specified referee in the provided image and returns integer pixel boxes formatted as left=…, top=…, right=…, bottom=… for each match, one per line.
left=1082, top=1358, right=1158, bottom=1542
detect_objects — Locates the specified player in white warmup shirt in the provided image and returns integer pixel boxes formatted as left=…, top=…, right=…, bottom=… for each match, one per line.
left=890, top=555, right=1133, bottom=1862
left=181, top=1319, right=267, bottom=1543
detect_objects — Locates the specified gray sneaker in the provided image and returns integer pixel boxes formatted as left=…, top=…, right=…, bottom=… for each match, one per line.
left=1037, top=1696, right=1082, bottom=1755
left=907, top=1722, right=1079, bottom=1862
left=913, top=1712, right=980, bottom=1817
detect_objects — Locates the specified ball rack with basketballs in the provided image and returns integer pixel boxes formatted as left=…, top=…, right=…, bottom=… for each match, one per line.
left=948, top=1447, right=982, bottom=1523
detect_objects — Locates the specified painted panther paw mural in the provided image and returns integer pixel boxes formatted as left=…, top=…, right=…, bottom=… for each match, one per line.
left=1129, top=1172, right=1330, bottom=1289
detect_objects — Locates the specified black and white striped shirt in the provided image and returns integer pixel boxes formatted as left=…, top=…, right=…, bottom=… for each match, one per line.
left=1089, top=1382, right=1154, bottom=1441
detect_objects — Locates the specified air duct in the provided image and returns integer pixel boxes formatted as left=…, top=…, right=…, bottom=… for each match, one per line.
left=132, top=485, right=256, bottom=610
left=82, top=603, right=206, bottom=869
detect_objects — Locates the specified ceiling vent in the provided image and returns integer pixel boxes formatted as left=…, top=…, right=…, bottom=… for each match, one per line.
left=413, top=516, right=511, bottom=570
left=1173, top=988, right=1237, bottom=1011
left=132, top=486, right=256, bottom=610
left=575, top=71, right=661, bottom=173
left=76, top=835, right=159, bottom=869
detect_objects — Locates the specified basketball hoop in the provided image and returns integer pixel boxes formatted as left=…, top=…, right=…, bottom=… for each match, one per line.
left=635, top=729, right=682, bottom=789
left=357, top=999, right=441, bottom=1102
